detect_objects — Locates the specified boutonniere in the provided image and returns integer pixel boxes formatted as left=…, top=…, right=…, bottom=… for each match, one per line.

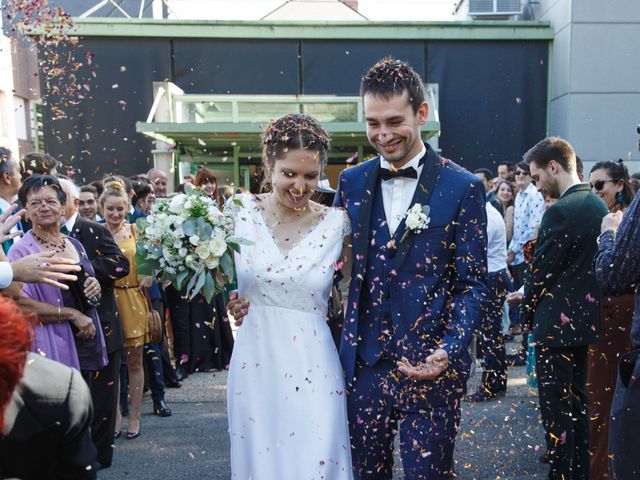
left=400, top=203, right=430, bottom=243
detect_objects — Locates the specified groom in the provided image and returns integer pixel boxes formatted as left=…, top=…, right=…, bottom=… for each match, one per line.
left=334, top=57, right=488, bottom=479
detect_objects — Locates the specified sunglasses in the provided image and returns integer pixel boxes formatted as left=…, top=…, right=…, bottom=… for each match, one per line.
left=515, top=170, right=529, bottom=177
left=589, top=179, right=616, bottom=191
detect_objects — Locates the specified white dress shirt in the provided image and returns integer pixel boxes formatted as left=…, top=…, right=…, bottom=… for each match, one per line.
left=379, top=144, right=426, bottom=236
left=0, top=261, right=13, bottom=288
left=486, top=202, right=508, bottom=273
left=63, top=212, right=78, bottom=233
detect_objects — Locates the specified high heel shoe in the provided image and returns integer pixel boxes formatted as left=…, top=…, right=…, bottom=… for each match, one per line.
left=114, top=431, right=122, bottom=439
left=125, top=431, right=141, bottom=440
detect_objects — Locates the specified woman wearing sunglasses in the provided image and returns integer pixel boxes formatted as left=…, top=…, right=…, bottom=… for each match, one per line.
left=587, top=159, right=637, bottom=479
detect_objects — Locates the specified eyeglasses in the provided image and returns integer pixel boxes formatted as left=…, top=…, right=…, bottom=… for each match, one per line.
left=589, top=179, right=616, bottom=191
left=515, top=170, right=529, bottom=177
left=26, top=198, right=61, bottom=209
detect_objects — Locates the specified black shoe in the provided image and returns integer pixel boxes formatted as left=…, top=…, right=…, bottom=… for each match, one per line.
left=125, top=431, right=141, bottom=440
left=464, top=388, right=506, bottom=403
left=165, top=378, right=182, bottom=388
left=175, top=366, right=189, bottom=382
left=507, top=352, right=527, bottom=366
left=153, top=400, right=172, bottom=417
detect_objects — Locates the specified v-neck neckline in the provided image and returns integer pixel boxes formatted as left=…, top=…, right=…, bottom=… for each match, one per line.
left=253, top=197, right=332, bottom=257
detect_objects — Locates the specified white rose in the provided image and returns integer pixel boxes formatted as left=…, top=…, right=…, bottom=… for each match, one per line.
left=195, top=243, right=210, bottom=260
left=169, top=194, right=187, bottom=214
left=178, top=247, right=188, bottom=257
left=184, top=200, right=193, bottom=210
left=209, top=235, right=227, bottom=257
left=189, top=235, right=200, bottom=246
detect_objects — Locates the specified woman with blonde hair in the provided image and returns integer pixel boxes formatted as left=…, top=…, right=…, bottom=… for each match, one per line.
left=100, top=180, right=151, bottom=439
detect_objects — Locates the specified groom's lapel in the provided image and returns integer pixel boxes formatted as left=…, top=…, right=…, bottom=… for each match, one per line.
left=389, top=144, right=441, bottom=274
left=352, top=159, right=381, bottom=282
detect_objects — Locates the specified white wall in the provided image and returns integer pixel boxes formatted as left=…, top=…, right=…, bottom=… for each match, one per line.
left=527, top=0, right=640, bottom=174
left=0, top=33, right=19, bottom=154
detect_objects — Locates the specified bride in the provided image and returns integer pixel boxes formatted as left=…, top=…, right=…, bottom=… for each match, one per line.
left=226, top=113, right=353, bottom=479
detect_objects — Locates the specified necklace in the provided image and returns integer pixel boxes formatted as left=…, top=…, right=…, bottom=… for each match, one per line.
left=268, top=193, right=315, bottom=226
left=32, top=230, right=66, bottom=254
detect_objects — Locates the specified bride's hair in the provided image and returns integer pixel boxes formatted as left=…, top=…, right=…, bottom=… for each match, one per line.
left=261, top=113, right=331, bottom=170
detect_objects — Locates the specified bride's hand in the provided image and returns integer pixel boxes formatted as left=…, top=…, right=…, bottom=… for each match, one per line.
left=227, top=290, right=249, bottom=326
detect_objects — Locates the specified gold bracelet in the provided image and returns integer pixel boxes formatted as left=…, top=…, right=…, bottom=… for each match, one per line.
left=57, top=305, right=61, bottom=322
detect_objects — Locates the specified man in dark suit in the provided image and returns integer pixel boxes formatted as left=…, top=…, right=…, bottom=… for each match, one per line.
left=334, top=58, right=488, bottom=479
left=59, top=178, right=130, bottom=469
left=522, top=137, right=608, bottom=479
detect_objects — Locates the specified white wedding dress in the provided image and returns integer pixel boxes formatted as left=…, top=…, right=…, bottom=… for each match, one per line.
left=227, top=195, right=353, bottom=480
left=227, top=196, right=352, bottom=480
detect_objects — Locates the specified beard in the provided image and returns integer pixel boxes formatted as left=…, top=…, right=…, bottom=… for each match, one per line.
left=543, top=178, right=561, bottom=200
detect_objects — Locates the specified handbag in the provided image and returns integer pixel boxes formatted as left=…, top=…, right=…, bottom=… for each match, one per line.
left=143, top=287, right=163, bottom=344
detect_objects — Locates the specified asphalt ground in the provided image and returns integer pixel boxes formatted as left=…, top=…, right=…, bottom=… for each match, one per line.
left=99, top=339, right=548, bottom=480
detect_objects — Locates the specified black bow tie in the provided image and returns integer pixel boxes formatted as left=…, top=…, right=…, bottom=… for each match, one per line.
left=379, top=155, right=426, bottom=181
left=380, top=166, right=417, bottom=181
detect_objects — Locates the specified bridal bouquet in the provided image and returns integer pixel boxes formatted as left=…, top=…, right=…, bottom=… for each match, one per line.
left=135, top=187, right=248, bottom=302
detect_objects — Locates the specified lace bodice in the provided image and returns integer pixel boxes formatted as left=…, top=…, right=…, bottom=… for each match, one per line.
left=231, top=195, right=349, bottom=315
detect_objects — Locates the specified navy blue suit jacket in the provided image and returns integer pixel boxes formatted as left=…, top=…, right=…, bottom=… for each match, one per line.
left=334, top=144, right=489, bottom=407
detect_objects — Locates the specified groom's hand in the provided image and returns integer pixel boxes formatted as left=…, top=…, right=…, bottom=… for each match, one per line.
left=227, top=290, right=249, bottom=326
left=397, top=349, right=449, bottom=380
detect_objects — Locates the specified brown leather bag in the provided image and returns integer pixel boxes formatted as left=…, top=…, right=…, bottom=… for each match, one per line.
left=143, top=288, right=163, bottom=344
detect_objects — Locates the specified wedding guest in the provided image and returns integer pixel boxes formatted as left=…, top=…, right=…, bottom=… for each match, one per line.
left=101, top=180, right=152, bottom=439
left=507, top=160, right=544, bottom=364
left=496, top=180, right=515, bottom=242
left=498, top=161, right=516, bottom=181
left=474, top=168, right=504, bottom=215
left=630, top=171, right=640, bottom=190
left=130, top=177, right=154, bottom=217
left=0, top=205, right=81, bottom=291
left=147, top=168, right=169, bottom=198
left=127, top=176, right=177, bottom=409
left=8, top=175, right=108, bottom=376
left=20, top=151, right=58, bottom=179
left=594, top=190, right=640, bottom=480
left=0, top=296, right=98, bottom=479
left=79, top=185, right=100, bottom=222
left=195, top=167, right=223, bottom=205
left=586, top=160, right=636, bottom=479
left=0, top=147, right=23, bottom=254
left=522, top=137, right=607, bottom=479
left=59, top=178, right=130, bottom=469
left=465, top=200, right=510, bottom=401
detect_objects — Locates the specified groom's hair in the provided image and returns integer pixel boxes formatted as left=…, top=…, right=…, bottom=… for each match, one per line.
left=523, top=136, right=576, bottom=173
left=360, top=57, right=426, bottom=114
